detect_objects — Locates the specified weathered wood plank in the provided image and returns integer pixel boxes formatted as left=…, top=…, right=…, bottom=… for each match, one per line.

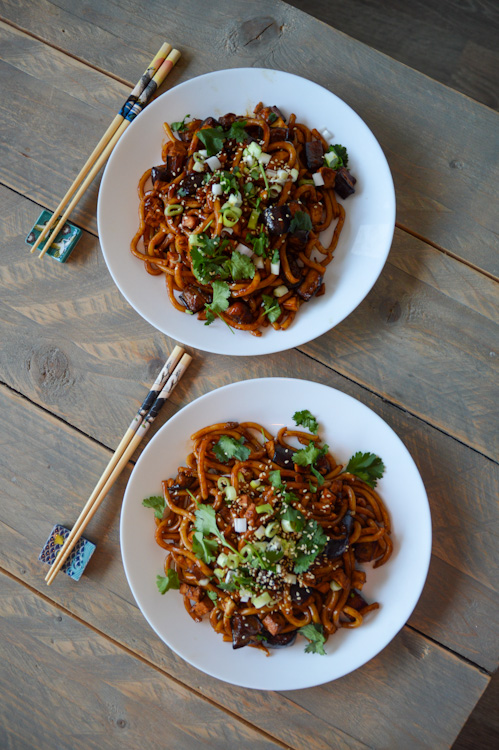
left=1, top=185, right=497, bottom=461
left=0, top=3, right=498, bottom=274
left=0, top=387, right=491, bottom=749
left=0, top=572, right=286, bottom=750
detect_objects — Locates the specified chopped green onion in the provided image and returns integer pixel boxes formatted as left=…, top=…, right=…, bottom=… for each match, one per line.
left=259, top=163, right=270, bottom=193
left=214, top=568, right=224, bottom=579
left=193, top=151, right=206, bottom=164
left=256, top=503, right=273, bottom=514
left=298, top=178, right=314, bottom=186
left=225, top=486, right=237, bottom=502
left=165, top=204, right=183, bottom=217
left=217, top=552, right=229, bottom=567
left=330, top=580, right=342, bottom=591
left=281, top=519, right=293, bottom=534
left=254, top=525, right=266, bottom=539
left=237, top=471, right=245, bottom=483
left=250, top=479, right=261, bottom=489
left=265, top=521, right=280, bottom=538
left=252, top=591, right=272, bottom=608
left=248, top=141, right=262, bottom=158
left=247, top=209, right=260, bottom=230
left=217, top=477, right=230, bottom=491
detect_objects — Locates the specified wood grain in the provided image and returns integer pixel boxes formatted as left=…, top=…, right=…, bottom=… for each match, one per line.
left=0, top=3, right=498, bottom=274
left=0, top=387, right=491, bottom=750
left=1, top=185, right=497, bottom=461
left=0, top=572, right=286, bottom=750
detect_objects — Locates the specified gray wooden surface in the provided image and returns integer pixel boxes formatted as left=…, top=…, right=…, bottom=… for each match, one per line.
left=0, top=1, right=497, bottom=748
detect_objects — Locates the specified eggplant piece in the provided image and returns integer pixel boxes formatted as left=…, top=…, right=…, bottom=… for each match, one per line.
left=179, top=285, right=207, bottom=313
left=263, top=630, right=297, bottom=649
left=334, top=167, right=357, bottom=199
left=272, top=443, right=296, bottom=468
left=200, top=116, right=220, bottom=128
left=151, top=164, right=170, bottom=184
left=263, top=205, right=292, bottom=235
left=315, top=454, right=331, bottom=475
left=348, top=590, right=369, bottom=611
left=268, top=105, right=285, bottom=121
left=178, top=170, right=205, bottom=196
left=231, top=614, right=263, bottom=649
left=304, top=140, right=324, bottom=171
left=268, top=127, right=290, bottom=144
left=225, top=300, right=254, bottom=325
left=296, top=269, right=323, bottom=301
left=218, top=112, right=236, bottom=129
left=288, top=228, right=310, bottom=251
left=289, top=583, right=313, bottom=604
left=324, top=536, right=349, bottom=559
left=342, top=511, right=353, bottom=535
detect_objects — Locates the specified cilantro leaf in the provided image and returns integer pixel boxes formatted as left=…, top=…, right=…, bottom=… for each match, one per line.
left=177, top=187, right=188, bottom=198
left=293, top=410, right=319, bottom=435
left=262, top=294, right=281, bottom=323
left=280, top=504, right=306, bottom=533
left=226, top=120, right=249, bottom=143
left=269, top=470, right=282, bottom=488
left=171, top=114, right=190, bottom=132
left=156, top=570, right=180, bottom=594
left=298, top=623, right=327, bottom=655
left=189, top=233, right=231, bottom=284
left=207, top=590, right=218, bottom=602
left=289, top=211, right=312, bottom=233
left=192, top=530, right=218, bottom=564
left=345, top=452, right=385, bottom=488
left=270, top=246, right=280, bottom=265
left=219, top=170, right=240, bottom=194
left=196, top=126, right=225, bottom=156
left=205, top=280, right=231, bottom=325
left=194, top=503, right=219, bottom=536
left=293, top=441, right=328, bottom=468
left=213, top=435, right=251, bottom=463
left=226, top=251, right=255, bottom=281
left=245, top=232, right=269, bottom=257
left=293, top=519, right=327, bottom=573
left=142, top=495, right=166, bottom=520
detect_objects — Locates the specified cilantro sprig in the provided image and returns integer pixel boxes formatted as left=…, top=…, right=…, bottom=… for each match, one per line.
left=298, top=623, right=327, bottom=655
left=289, top=211, right=312, bottom=233
left=293, top=441, right=329, bottom=486
left=156, top=570, right=180, bottom=594
left=262, top=294, right=281, bottom=323
left=213, top=435, right=251, bottom=463
left=293, top=410, right=319, bottom=435
left=170, top=114, right=191, bottom=132
left=142, top=495, right=166, bottom=520
left=196, top=120, right=249, bottom=156
left=204, top=280, right=231, bottom=325
left=293, top=519, right=327, bottom=573
left=344, top=452, right=385, bottom=488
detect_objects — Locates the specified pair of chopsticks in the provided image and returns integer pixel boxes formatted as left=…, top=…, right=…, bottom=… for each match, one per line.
left=32, top=42, right=181, bottom=259
left=45, top=345, right=191, bottom=585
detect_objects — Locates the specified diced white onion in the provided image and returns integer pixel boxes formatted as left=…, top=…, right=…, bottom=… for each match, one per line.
left=243, top=154, right=255, bottom=167
left=254, top=525, right=266, bottom=539
left=197, top=149, right=208, bottom=158
left=225, top=571, right=235, bottom=583
left=228, top=192, right=242, bottom=207
left=198, top=578, right=210, bottom=586
left=313, top=172, right=325, bottom=186
left=270, top=260, right=280, bottom=275
left=253, top=256, right=264, bottom=269
left=284, top=573, right=297, bottom=584
left=290, top=168, right=299, bottom=182
left=234, top=518, right=247, bottom=533
left=222, top=227, right=234, bottom=235
left=206, top=155, right=221, bottom=171
left=192, top=161, right=204, bottom=173
left=265, top=169, right=277, bottom=180
left=258, top=152, right=271, bottom=165
left=274, top=284, right=288, bottom=298
left=248, top=141, right=262, bottom=157
left=321, top=128, right=333, bottom=141
left=277, top=169, right=288, bottom=181
left=239, top=590, right=251, bottom=602
left=235, top=242, right=253, bottom=257
left=212, top=183, right=223, bottom=196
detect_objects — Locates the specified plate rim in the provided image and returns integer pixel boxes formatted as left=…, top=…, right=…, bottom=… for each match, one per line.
left=98, top=67, right=396, bottom=356
left=120, top=377, right=432, bottom=690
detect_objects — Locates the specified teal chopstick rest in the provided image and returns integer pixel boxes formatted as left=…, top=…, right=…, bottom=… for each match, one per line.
left=25, top=210, right=82, bottom=262
left=39, top=524, right=96, bottom=581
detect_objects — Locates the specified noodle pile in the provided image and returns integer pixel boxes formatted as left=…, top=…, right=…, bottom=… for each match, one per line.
left=144, top=417, right=391, bottom=655
left=131, top=104, right=357, bottom=335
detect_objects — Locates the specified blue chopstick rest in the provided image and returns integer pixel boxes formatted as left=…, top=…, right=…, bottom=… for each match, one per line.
left=39, top=524, right=95, bottom=581
left=25, top=210, right=82, bottom=262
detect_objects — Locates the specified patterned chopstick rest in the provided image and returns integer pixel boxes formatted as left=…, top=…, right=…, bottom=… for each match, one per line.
left=25, top=210, right=82, bottom=262
left=39, top=524, right=95, bottom=581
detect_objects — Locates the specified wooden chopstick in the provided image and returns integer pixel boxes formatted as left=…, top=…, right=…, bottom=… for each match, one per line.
left=36, top=46, right=181, bottom=259
left=31, top=43, right=171, bottom=256
left=45, top=348, right=191, bottom=585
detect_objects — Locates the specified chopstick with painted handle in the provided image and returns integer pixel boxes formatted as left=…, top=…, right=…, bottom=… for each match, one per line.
left=30, top=42, right=172, bottom=255
left=38, top=48, right=181, bottom=258
left=45, top=348, right=190, bottom=584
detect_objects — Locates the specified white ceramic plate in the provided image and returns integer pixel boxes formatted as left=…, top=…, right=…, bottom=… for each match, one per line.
left=98, top=68, right=395, bottom=355
left=121, top=378, right=431, bottom=690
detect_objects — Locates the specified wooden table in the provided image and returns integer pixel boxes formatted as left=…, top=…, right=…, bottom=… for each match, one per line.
left=1, top=1, right=497, bottom=748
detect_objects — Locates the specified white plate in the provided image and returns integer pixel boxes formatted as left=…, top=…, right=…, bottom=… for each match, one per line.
left=98, top=68, right=395, bottom=355
left=121, top=378, right=431, bottom=690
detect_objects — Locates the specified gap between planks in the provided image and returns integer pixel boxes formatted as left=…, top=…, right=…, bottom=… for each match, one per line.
left=0, top=565, right=294, bottom=750
left=0, top=14, right=134, bottom=88
left=1, top=11, right=497, bottom=283
left=395, top=222, right=499, bottom=283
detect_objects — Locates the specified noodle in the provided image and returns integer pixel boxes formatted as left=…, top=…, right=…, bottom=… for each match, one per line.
left=144, top=418, right=391, bottom=655
left=131, top=105, right=357, bottom=335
